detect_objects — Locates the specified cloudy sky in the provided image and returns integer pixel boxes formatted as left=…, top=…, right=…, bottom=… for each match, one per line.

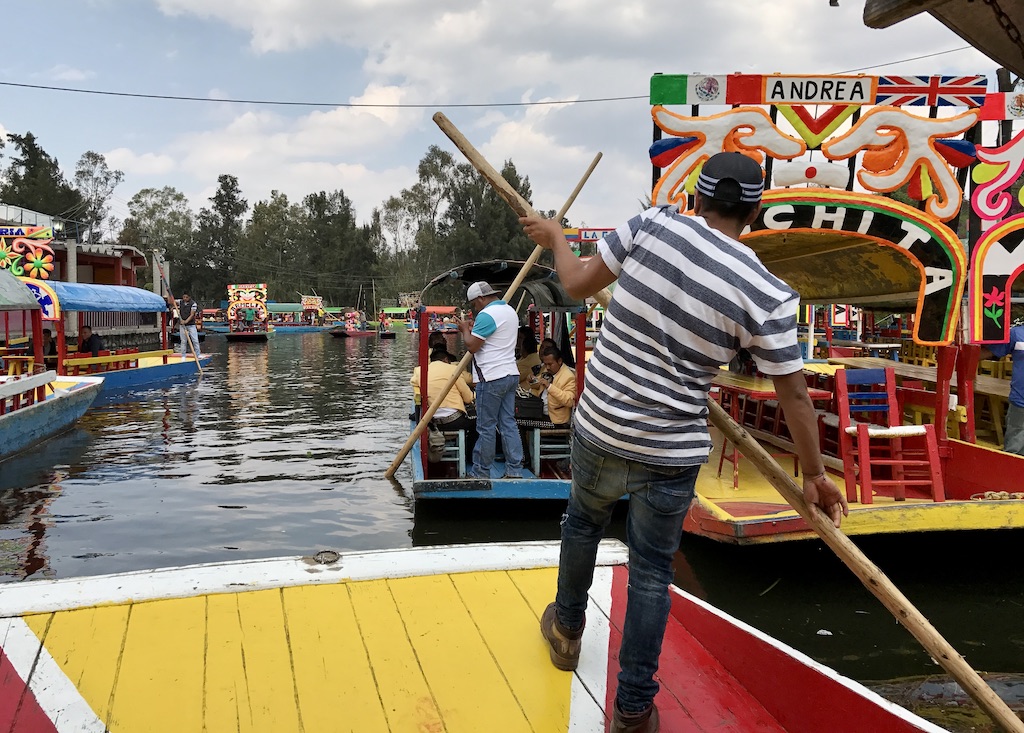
left=0, top=0, right=1000, bottom=233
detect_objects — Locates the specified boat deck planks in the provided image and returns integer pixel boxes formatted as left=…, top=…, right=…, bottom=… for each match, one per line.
left=0, top=543, right=944, bottom=732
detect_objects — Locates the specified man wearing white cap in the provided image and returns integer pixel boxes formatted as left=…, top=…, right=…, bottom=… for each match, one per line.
left=458, top=281, right=525, bottom=479
left=520, top=152, right=847, bottom=732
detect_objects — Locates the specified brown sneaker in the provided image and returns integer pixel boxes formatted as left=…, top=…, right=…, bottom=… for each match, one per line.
left=610, top=702, right=659, bottom=733
left=540, top=602, right=584, bottom=671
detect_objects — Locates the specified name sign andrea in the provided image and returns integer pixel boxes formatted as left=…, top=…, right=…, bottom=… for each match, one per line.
left=765, top=75, right=875, bottom=105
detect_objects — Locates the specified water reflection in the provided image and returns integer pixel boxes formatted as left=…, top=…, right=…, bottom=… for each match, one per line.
left=0, top=331, right=1020, bottom=713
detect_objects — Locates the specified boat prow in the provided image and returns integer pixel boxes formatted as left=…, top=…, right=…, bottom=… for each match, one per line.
left=0, top=540, right=944, bottom=731
left=330, top=327, right=376, bottom=338
left=0, top=372, right=103, bottom=462
left=224, top=330, right=271, bottom=342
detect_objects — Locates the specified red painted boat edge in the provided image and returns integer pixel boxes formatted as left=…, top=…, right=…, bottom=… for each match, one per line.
left=668, top=585, right=947, bottom=732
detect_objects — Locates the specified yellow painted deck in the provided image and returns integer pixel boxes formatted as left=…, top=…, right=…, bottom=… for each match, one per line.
left=689, top=426, right=1024, bottom=543
left=18, top=567, right=580, bottom=732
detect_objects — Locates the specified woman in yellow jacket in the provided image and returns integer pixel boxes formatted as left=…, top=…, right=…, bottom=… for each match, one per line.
left=412, top=348, right=477, bottom=448
left=534, top=346, right=576, bottom=426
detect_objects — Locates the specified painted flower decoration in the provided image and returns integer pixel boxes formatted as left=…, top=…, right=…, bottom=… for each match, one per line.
left=983, top=286, right=1005, bottom=328
left=24, top=251, right=54, bottom=279
left=983, top=286, right=1005, bottom=309
left=0, top=242, right=14, bottom=269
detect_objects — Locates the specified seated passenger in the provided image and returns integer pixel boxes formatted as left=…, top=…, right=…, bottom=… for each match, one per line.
left=517, top=326, right=541, bottom=390
left=534, top=346, right=576, bottom=426
left=80, top=325, right=104, bottom=357
left=423, top=347, right=477, bottom=449
left=28, top=328, right=58, bottom=358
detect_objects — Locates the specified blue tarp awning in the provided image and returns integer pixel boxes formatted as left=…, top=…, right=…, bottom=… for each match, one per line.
left=49, top=281, right=168, bottom=313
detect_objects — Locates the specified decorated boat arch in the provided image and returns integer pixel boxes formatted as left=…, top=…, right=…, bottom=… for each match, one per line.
left=646, top=70, right=1024, bottom=543
left=649, top=71, right=1023, bottom=348
left=0, top=226, right=56, bottom=281
left=226, top=283, right=271, bottom=341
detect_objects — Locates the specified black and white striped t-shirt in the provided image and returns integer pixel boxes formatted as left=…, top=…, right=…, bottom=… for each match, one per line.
left=575, top=206, right=803, bottom=466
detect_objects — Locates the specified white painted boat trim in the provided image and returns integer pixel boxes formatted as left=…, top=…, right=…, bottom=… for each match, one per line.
left=0, top=540, right=629, bottom=617
left=0, top=370, right=56, bottom=399
left=0, top=617, right=106, bottom=731
left=671, top=586, right=949, bottom=733
left=570, top=565, right=613, bottom=731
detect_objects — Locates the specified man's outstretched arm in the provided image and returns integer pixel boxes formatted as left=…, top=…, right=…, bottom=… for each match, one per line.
left=773, top=370, right=849, bottom=528
left=520, top=217, right=616, bottom=300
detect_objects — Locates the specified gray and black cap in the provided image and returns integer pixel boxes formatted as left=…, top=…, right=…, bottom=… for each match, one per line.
left=696, top=152, right=764, bottom=204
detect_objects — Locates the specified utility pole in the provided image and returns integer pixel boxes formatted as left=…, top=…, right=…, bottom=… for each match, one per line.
left=995, top=68, right=1017, bottom=146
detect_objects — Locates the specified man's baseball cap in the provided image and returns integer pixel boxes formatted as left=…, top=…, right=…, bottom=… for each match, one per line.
left=467, top=281, right=500, bottom=300
left=696, top=152, right=764, bottom=204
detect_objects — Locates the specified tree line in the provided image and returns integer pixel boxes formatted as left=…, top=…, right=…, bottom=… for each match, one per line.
left=0, top=132, right=559, bottom=308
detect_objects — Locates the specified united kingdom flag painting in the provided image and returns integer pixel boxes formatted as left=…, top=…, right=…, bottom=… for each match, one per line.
left=875, top=75, right=988, bottom=107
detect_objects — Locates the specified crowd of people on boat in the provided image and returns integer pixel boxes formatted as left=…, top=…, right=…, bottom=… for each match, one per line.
left=410, top=283, right=578, bottom=475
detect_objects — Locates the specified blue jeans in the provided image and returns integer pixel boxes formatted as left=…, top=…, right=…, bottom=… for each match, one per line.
left=1005, top=403, right=1024, bottom=455
left=471, top=374, right=524, bottom=477
left=555, top=433, right=698, bottom=713
left=179, top=325, right=201, bottom=357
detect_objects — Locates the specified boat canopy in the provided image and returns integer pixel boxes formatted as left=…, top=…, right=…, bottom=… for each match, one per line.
left=49, top=281, right=167, bottom=313
left=268, top=303, right=304, bottom=313
left=421, top=260, right=583, bottom=310
left=0, top=269, right=40, bottom=312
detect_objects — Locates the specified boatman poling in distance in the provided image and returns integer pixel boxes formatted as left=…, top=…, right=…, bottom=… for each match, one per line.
left=520, top=151, right=848, bottom=733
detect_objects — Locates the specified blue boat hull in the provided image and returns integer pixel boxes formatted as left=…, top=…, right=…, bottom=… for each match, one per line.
left=96, top=355, right=213, bottom=391
left=0, top=379, right=103, bottom=461
left=409, top=431, right=572, bottom=500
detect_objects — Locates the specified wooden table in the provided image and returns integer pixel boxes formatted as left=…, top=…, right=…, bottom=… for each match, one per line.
left=827, top=357, right=1009, bottom=398
left=3, top=356, right=35, bottom=377
left=829, top=356, right=1010, bottom=444
left=831, top=340, right=902, bottom=358
left=713, top=372, right=832, bottom=488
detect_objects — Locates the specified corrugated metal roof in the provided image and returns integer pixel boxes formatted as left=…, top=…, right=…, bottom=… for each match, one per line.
left=0, top=269, right=39, bottom=312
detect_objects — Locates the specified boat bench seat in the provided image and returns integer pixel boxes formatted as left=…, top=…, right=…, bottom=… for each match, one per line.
left=440, top=430, right=467, bottom=478
left=528, top=427, right=571, bottom=476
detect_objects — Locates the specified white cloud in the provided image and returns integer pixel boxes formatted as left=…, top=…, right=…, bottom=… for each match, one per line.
left=104, top=148, right=177, bottom=176
left=132, top=0, right=1002, bottom=230
left=42, top=64, right=95, bottom=82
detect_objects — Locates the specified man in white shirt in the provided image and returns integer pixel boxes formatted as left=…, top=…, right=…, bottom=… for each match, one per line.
left=458, top=281, right=525, bottom=479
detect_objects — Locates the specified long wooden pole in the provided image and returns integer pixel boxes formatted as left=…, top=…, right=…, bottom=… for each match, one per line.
left=388, top=116, right=1023, bottom=732
left=383, top=117, right=602, bottom=479
left=152, top=252, right=203, bottom=377
left=582, top=290, right=1019, bottom=730
left=705, top=398, right=1023, bottom=732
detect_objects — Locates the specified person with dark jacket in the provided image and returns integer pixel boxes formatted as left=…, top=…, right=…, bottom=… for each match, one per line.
left=80, top=326, right=104, bottom=357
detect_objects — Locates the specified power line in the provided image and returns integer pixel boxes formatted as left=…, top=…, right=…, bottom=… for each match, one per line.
left=0, top=80, right=645, bottom=108
left=831, top=45, right=975, bottom=74
left=0, top=44, right=983, bottom=110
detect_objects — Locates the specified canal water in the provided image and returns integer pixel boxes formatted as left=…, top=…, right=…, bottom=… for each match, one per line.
left=1, top=333, right=1021, bottom=730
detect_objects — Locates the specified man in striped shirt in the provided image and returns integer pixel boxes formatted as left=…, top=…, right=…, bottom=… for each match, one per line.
left=521, top=152, right=847, bottom=733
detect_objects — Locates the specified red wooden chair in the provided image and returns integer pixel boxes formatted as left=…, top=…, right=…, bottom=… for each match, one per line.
left=835, top=367, right=945, bottom=505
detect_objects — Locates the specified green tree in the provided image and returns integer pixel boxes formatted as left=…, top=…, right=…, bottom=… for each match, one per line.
left=73, top=151, right=125, bottom=242
left=121, top=186, right=197, bottom=291
left=303, top=189, right=377, bottom=307
left=238, top=190, right=307, bottom=299
left=0, top=132, right=83, bottom=224
left=188, top=175, right=248, bottom=302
